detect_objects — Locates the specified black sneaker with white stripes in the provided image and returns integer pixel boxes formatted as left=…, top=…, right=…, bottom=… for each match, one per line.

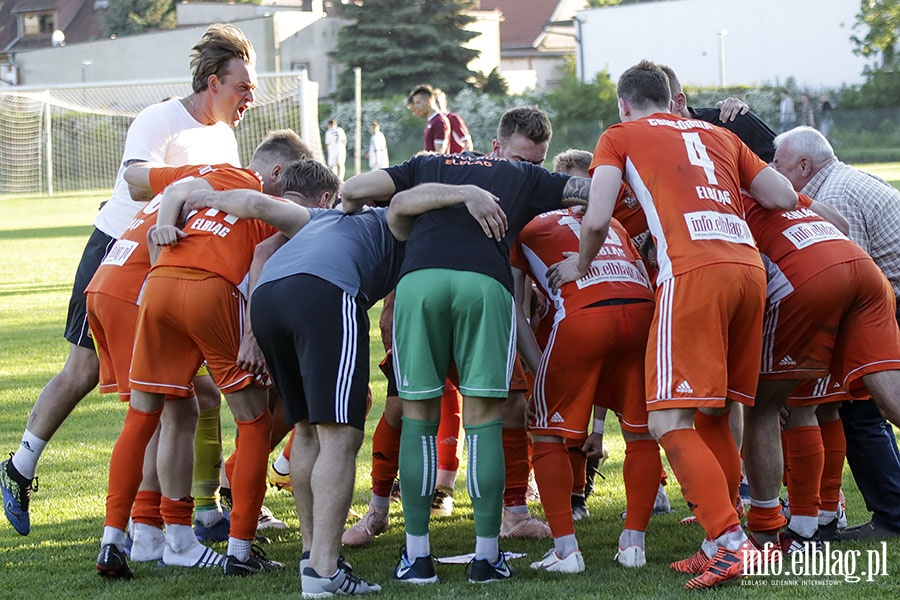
left=302, top=564, right=381, bottom=598
left=96, top=543, right=133, bottom=579
left=222, top=545, right=284, bottom=576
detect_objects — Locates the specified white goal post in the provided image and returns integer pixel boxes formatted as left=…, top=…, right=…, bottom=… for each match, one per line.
left=0, top=72, right=322, bottom=196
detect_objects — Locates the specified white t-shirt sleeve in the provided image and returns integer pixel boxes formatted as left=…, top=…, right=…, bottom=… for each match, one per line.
left=94, top=99, right=239, bottom=239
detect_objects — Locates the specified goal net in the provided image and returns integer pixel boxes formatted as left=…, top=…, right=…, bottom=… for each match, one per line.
left=0, top=72, right=322, bottom=196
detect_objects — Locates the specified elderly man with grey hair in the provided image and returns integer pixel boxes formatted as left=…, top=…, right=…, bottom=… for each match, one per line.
left=773, top=125, right=900, bottom=542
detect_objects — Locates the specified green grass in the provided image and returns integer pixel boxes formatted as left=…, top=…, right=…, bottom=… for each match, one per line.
left=2, top=188, right=900, bottom=599
left=849, top=162, right=900, bottom=189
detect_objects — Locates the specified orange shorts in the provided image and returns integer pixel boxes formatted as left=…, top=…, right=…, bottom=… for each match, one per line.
left=129, top=268, right=254, bottom=397
left=828, top=260, right=900, bottom=397
left=646, top=264, right=765, bottom=410
left=530, top=301, right=654, bottom=437
left=761, top=260, right=900, bottom=390
left=87, top=291, right=139, bottom=401
left=787, top=375, right=855, bottom=407
left=509, top=356, right=529, bottom=393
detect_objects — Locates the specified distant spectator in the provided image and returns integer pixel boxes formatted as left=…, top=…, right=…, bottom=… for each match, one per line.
left=819, top=94, right=833, bottom=139
left=367, top=120, right=390, bottom=170
left=407, top=84, right=450, bottom=154
left=800, top=94, right=815, bottom=128
left=779, top=89, right=796, bottom=132
left=435, top=88, right=474, bottom=153
left=324, top=118, right=348, bottom=180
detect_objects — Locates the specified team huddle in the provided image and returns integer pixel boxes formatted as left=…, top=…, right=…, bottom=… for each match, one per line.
left=3, top=23, right=900, bottom=597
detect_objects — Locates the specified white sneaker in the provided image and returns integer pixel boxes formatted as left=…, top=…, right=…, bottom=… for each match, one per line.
left=653, top=484, right=673, bottom=514
left=614, top=545, right=646, bottom=568
left=257, top=505, right=287, bottom=530
left=529, top=548, right=585, bottom=573
left=162, top=540, right=224, bottom=568
left=430, top=485, right=454, bottom=517
left=302, top=563, right=381, bottom=598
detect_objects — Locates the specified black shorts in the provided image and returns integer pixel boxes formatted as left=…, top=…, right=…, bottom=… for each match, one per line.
left=65, top=227, right=117, bottom=348
left=251, top=274, right=369, bottom=430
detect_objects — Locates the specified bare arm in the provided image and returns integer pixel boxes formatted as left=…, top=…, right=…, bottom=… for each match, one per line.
left=387, top=183, right=505, bottom=242
left=747, top=167, right=798, bottom=211
left=238, top=233, right=290, bottom=374
left=151, top=178, right=215, bottom=246
left=341, top=170, right=398, bottom=211
left=185, top=189, right=312, bottom=238
left=379, top=290, right=396, bottom=352
left=716, top=97, right=750, bottom=122
left=513, top=266, right=543, bottom=374
left=809, top=199, right=850, bottom=236
left=146, top=225, right=162, bottom=265
left=123, top=161, right=156, bottom=201
left=582, top=407, right=609, bottom=459
left=546, top=166, right=621, bottom=292
left=561, top=176, right=592, bottom=207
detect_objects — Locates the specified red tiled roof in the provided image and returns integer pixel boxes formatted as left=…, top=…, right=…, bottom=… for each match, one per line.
left=1, top=0, right=106, bottom=53
left=480, top=0, right=560, bottom=50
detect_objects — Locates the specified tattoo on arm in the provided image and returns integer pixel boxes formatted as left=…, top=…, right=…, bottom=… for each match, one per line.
left=562, top=176, right=591, bottom=205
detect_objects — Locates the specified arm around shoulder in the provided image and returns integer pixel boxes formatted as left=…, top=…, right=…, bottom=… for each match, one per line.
left=123, top=162, right=156, bottom=201
left=341, top=170, right=398, bottom=211
left=747, top=167, right=798, bottom=211
left=186, top=189, right=312, bottom=238
left=387, top=183, right=504, bottom=241
left=809, top=199, right=850, bottom=235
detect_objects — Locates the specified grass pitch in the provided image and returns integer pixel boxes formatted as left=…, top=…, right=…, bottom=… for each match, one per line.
left=1, top=184, right=899, bottom=599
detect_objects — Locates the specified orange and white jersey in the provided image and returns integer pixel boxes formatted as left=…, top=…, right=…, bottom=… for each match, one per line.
left=85, top=199, right=160, bottom=304
left=151, top=166, right=277, bottom=287
left=612, top=182, right=649, bottom=240
left=591, top=113, right=767, bottom=283
left=741, top=192, right=869, bottom=302
left=86, top=165, right=264, bottom=302
left=511, top=211, right=653, bottom=325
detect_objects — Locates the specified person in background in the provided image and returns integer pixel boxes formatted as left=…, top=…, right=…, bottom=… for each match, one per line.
left=407, top=84, right=450, bottom=154
left=435, top=88, right=474, bottom=153
left=325, top=119, right=348, bottom=181
left=367, top=120, right=390, bottom=170
left=779, top=89, right=797, bottom=133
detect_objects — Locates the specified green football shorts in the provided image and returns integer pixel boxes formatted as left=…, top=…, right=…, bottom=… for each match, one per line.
left=393, top=268, right=515, bottom=400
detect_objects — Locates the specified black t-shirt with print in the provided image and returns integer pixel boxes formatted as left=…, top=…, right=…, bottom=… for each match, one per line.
left=385, top=153, right=570, bottom=293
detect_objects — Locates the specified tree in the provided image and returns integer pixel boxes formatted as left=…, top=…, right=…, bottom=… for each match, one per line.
left=331, top=0, right=479, bottom=100
left=103, top=0, right=177, bottom=36
left=545, top=56, right=618, bottom=129
left=851, top=0, right=900, bottom=69
left=473, top=67, right=509, bottom=95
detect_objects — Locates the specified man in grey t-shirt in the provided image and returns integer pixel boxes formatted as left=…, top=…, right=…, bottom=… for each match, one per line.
left=186, top=179, right=505, bottom=597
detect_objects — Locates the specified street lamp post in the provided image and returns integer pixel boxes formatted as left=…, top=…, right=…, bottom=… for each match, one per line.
left=717, top=30, right=728, bottom=87
left=81, top=59, right=92, bottom=84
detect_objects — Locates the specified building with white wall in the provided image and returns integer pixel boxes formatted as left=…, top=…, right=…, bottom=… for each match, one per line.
left=577, top=0, right=870, bottom=89
left=2, top=0, right=499, bottom=97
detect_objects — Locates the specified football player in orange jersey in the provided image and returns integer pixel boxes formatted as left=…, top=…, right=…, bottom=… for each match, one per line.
left=548, top=60, right=797, bottom=590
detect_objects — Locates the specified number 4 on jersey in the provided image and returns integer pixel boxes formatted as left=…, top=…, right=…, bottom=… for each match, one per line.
left=682, top=132, right=718, bottom=185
